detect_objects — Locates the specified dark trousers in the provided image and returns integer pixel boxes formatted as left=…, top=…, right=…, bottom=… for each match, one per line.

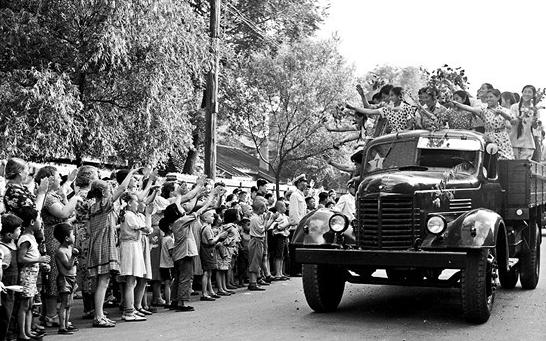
left=171, top=257, right=194, bottom=303
left=0, top=292, right=15, bottom=341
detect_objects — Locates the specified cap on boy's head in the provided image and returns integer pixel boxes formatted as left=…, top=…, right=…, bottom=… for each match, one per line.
left=257, top=179, right=268, bottom=188
left=232, top=188, right=240, bottom=195
left=12, top=207, right=38, bottom=227
left=1, top=213, right=23, bottom=234
left=293, top=174, right=307, bottom=186
left=53, top=222, right=73, bottom=243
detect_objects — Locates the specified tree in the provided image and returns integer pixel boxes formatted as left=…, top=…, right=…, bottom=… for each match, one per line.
left=223, top=39, right=354, bottom=197
left=358, top=65, right=428, bottom=98
left=0, top=0, right=210, bottom=165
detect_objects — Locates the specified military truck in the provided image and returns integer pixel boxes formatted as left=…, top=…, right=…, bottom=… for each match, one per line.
left=293, top=129, right=543, bottom=323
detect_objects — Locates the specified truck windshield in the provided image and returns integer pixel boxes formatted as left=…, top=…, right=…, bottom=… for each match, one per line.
left=364, top=139, right=478, bottom=175
left=418, top=148, right=478, bottom=174
left=363, top=139, right=418, bottom=173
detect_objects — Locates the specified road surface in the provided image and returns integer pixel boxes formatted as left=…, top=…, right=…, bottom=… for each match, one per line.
left=49, top=243, right=545, bottom=341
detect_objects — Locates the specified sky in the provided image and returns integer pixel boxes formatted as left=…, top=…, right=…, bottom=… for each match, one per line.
left=316, top=0, right=546, bottom=95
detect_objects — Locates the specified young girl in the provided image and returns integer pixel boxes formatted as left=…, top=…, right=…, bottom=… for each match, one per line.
left=158, top=222, right=174, bottom=307
left=453, top=89, right=515, bottom=159
left=200, top=210, right=227, bottom=301
left=348, top=86, right=420, bottom=133
left=442, top=90, right=476, bottom=130
left=17, top=207, right=50, bottom=340
left=87, top=167, right=138, bottom=328
left=237, top=218, right=251, bottom=287
left=510, top=85, right=539, bottom=160
left=118, top=192, right=152, bottom=321
left=215, top=209, right=239, bottom=295
left=247, top=197, right=276, bottom=291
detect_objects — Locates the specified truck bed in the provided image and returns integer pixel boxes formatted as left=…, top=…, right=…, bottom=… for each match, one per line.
left=498, top=159, right=546, bottom=212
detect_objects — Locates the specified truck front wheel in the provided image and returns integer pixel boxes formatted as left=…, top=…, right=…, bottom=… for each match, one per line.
left=520, top=223, right=541, bottom=289
left=302, top=264, right=346, bottom=312
left=461, top=249, right=497, bottom=324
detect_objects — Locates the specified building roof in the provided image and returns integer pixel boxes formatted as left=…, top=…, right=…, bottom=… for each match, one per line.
left=216, top=145, right=276, bottom=182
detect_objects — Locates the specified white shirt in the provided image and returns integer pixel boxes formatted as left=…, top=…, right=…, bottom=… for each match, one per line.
left=335, top=193, right=356, bottom=221
left=289, top=188, right=307, bottom=228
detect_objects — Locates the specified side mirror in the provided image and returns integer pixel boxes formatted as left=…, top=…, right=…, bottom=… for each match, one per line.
left=484, top=143, right=498, bottom=178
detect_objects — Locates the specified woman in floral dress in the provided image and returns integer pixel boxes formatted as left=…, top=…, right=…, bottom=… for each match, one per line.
left=34, top=166, right=80, bottom=326
left=453, top=88, right=515, bottom=159
left=350, top=86, right=419, bottom=133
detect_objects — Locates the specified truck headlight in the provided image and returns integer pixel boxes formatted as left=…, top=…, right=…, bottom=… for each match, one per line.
left=329, top=214, right=349, bottom=233
left=427, top=215, right=446, bottom=234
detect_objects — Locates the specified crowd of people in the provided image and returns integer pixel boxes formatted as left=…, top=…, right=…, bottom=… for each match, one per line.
left=0, top=159, right=354, bottom=340
left=334, top=82, right=545, bottom=162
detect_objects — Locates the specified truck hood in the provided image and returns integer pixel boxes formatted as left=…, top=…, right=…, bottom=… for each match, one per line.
left=358, top=170, right=479, bottom=195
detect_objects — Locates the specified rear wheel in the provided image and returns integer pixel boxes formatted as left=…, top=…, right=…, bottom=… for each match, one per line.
left=461, top=249, right=497, bottom=324
left=520, top=223, right=541, bottom=289
left=302, top=264, right=346, bottom=312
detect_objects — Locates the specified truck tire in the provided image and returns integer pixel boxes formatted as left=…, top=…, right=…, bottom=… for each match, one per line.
left=520, top=223, right=540, bottom=290
left=461, top=249, right=497, bottom=324
left=302, top=264, right=345, bottom=312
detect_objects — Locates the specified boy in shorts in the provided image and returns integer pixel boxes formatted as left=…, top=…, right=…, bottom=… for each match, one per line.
left=53, top=223, right=79, bottom=335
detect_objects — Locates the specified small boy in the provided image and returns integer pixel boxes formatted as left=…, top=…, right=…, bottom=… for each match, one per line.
left=53, top=222, right=79, bottom=335
left=0, top=214, right=22, bottom=341
left=159, top=224, right=174, bottom=307
left=16, top=207, right=50, bottom=340
left=237, top=218, right=251, bottom=287
left=247, top=197, right=276, bottom=291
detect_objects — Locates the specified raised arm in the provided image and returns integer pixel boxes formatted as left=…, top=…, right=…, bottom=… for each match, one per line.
left=452, top=101, right=483, bottom=116
left=346, top=104, right=381, bottom=116
left=113, top=167, right=139, bottom=202
left=356, top=84, right=372, bottom=108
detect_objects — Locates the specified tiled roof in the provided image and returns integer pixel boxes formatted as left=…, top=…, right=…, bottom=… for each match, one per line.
left=217, top=145, right=276, bottom=182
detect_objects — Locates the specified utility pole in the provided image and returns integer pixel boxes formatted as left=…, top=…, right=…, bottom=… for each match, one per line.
left=204, top=0, right=221, bottom=179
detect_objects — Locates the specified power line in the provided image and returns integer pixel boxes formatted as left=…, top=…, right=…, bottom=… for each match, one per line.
left=224, top=3, right=280, bottom=48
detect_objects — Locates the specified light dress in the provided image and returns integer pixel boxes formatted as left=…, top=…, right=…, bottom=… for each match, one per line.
left=119, top=211, right=147, bottom=278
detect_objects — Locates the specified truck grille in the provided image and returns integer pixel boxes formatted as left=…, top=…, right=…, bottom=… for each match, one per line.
left=357, top=194, right=421, bottom=249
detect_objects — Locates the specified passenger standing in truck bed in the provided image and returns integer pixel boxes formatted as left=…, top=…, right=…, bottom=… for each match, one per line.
left=452, top=88, right=515, bottom=159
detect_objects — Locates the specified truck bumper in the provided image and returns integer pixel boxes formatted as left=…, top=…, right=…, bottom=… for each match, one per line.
left=295, top=248, right=468, bottom=269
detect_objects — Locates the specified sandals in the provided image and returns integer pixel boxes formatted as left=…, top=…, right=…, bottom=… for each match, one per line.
left=92, top=317, right=116, bottom=328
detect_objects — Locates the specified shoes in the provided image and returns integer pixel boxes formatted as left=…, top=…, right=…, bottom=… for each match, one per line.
left=134, top=311, right=146, bottom=317
left=190, top=291, right=200, bottom=296
left=257, top=279, right=270, bottom=286
left=216, top=291, right=231, bottom=296
left=121, top=313, right=146, bottom=322
left=200, top=296, right=215, bottom=301
left=174, top=305, right=194, bottom=312
left=143, top=306, right=157, bottom=313
left=66, top=324, right=79, bottom=332
left=210, top=294, right=221, bottom=299
left=138, top=308, right=153, bottom=316
left=43, top=315, right=59, bottom=328
left=248, top=285, right=266, bottom=291
left=226, top=290, right=236, bottom=294
left=151, top=298, right=166, bottom=307
left=265, top=276, right=274, bottom=283
left=168, top=302, right=178, bottom=310
left=226, top=284, right=238, bottom=290
left=273, top=276, right=289, bottom=281
left=58, top=328, right=74, bottom=335
left=92, top=317, right=116, bottom=328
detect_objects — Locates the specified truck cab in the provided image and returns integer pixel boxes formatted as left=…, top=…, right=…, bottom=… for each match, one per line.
left=293, top=129, right=543, bottom=323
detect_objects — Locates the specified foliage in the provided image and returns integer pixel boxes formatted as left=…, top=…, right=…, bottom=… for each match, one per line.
left=0, top=0, right=210, bottom=165
left=423, top=64, right=469, bottom=90
left=222, top=39, right=354, bottom=191
left=0, top=68, right=83, bottom=160
left=358, top=65, right=428, bottom=98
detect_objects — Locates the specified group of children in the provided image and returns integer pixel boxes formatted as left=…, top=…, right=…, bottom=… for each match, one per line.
left=0, top=208, right=78, bottom=340
left=0, top=157, right=297, bottom=340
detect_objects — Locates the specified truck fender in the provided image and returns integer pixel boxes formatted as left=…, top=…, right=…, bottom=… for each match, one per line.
left=422, top=209, right=504, bottom=249
left=291, top=208, right=355, bottom=246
